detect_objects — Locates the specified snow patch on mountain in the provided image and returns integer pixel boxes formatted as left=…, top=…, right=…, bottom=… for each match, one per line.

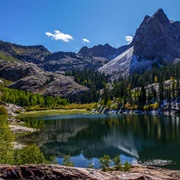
left=98, top=46, right=157, bottom=79
left=98, top=47, right=134, bottom=79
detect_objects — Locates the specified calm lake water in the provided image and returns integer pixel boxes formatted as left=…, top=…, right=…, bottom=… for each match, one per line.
left=19, top=114, right=180, bottom=169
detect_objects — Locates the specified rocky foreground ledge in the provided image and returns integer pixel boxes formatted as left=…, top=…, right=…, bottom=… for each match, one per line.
left=0, top=164, right=180, bottom=180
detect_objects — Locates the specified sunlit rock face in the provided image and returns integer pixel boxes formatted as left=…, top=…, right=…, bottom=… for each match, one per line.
left=99, top=9, right=180, bottom=79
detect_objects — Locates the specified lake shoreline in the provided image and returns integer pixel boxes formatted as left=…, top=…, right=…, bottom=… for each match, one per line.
left=17, top=108, right=91, bottom=117
left=4, top=103, right=180, bottom=176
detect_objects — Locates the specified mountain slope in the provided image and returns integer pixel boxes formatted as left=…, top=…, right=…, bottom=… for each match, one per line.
left=0, top=40, right=50, bottom=63
left=0, top=41, right=126, bottom=72
left=0, top=59, right=88, bottom=98
left=98, top=47, right=134, bottom=78
left=98, top=9, right=180, bottom=79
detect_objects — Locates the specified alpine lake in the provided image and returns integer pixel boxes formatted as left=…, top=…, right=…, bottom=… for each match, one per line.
left=18, top=114, right=180, bottom=169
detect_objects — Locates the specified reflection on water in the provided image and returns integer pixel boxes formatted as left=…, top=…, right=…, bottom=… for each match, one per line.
left=19, top=114, right=180, bottom=169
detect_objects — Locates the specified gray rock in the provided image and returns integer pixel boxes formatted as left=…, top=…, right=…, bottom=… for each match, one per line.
left=140, top=159, right=174, bottom=167
left=2, top=102, right=25, bottom=116
left=0, top=164, right=180, bottom=180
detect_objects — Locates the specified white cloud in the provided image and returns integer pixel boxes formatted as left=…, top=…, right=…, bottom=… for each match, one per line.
left=82, top=38, right=90, bottom=43
left=45, top=30, right=73, bottom=42
left=125, top=36, right=133, bottom=44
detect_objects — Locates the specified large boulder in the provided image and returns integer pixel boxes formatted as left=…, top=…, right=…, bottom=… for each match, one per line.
left=0, top=164, right=180, bottom=179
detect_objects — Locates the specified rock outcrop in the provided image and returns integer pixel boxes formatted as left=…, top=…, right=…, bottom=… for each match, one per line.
left=0, top=59, right=88, bottom=98
left=9, top=124, right=37, bottom=134
left=0, top=164, right=180, bottom=180
left=2, top=103, right=25, bottom=116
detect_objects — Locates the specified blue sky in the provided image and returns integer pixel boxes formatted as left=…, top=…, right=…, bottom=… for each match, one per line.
left=0, top=0, right=180, bottom=52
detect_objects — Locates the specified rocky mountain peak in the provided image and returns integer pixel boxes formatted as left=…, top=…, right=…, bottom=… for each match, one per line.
left=139, top=15, right=150, bottom=27
left=138, top=9, right=169, bottom=29
left=132, top=8, right=180, bottom=61
left=78, top=43, right=117, bottom=59
left=78, top=46, right=90, bottom=56
left=151, top=8, right=169, bottom=24
left=104, top=43, right=111, bottom=47
left=78, top=43, right=129, bottom=60
left=99, top=9, right=180, bottom=79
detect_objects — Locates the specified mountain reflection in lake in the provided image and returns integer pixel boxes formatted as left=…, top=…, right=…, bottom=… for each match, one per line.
left=19, top=114, right=180, bottom=169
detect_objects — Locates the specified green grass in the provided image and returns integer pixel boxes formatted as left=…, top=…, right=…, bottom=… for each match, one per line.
left=18, top=108, right=91, bottom=117
left=0, top=78, right=12, bottom=86
left=0, top=51, right=20, bottom=62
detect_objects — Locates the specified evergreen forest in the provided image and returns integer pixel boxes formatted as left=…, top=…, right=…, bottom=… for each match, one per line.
left=0, top=62, right=180, bottom=110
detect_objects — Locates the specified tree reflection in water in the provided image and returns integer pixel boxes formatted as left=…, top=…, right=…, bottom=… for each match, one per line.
left=19, top=114, right=180, bottom=169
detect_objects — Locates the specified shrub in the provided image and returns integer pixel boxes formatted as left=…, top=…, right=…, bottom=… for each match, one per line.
left=88, top=162, right=94, bottom=168
left=62, top=155, right=74, bottom=167
left=113, top=154, right=120, bottom=165
left=0, top=115, right=14, bottom=164
left=150, top=102, right=159, bottom=110
left=111, top=103, right=118, bottom=110
left=112, top=154, right=122, bottom=170
left=143, top=105, right=150, bottom=111
left=93, top=103, right=98, bottom=109
left=99, top=155, right=111, bottom=171
left=99, top=155, right=132, bottom=172
left=123, top=162, right=132, bottom=171
left=0, top=106, right=8, bottom=116
left=14, top=144, right=49, bottom=165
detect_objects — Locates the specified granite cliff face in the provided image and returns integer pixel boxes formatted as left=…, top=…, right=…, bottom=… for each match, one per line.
left=99, top=9, right=180, bottom=79
left=132, top=8, right=180, bottom=62
left=0, top=59, right=88, bottom=98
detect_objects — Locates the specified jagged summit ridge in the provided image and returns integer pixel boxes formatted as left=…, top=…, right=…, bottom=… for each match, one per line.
left=132, top=8, right=180, bottom=60
left=78, top=43, right=129, bottom=60
left=138, top=9, right=169, bottom=29
left=151, top=8, right=169, bottom=24
left=99, top=9, right=180, bottom=79
left=0, top=39, right=130, bottom=72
